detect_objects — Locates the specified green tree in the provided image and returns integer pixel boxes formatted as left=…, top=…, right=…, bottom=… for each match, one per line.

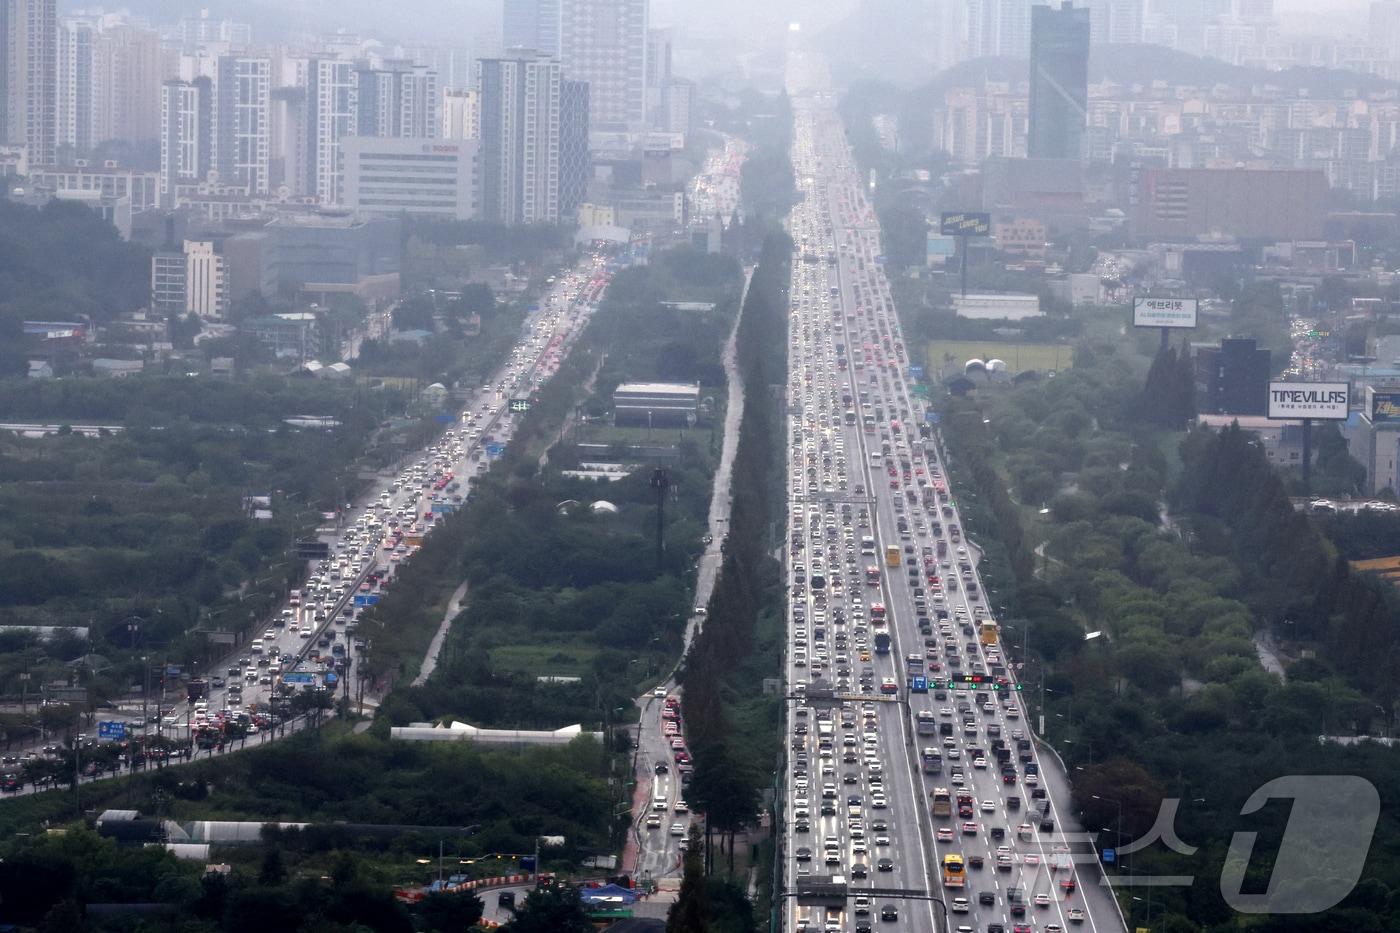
left=667, top=825, right=710, bottom=933
left=417, top=890, right=485, bottom=932
left=500, top=885, right=591, bottom=933
left=257, top=845, right=287, bottom=886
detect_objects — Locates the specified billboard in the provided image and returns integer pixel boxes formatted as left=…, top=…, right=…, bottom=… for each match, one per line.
left=940, top=211, right=991, bottom=237
left=1268, top=381, right=1350, bottom=420
left=1367, top=387, right=1400, bottom=423
left=98, top=721, right=127, bottom=740
left=1133, top=297, right=1199, bottom=329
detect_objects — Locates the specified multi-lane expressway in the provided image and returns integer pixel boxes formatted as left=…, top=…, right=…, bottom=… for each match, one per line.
left=779, top=66, right=1124, bottom=933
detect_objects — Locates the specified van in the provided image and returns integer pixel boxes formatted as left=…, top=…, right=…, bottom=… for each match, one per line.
left=250, top=639, right=264, bottom=655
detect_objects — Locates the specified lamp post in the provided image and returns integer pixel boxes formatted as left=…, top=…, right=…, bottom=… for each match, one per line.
left=1091, top=793, right=1126, bottom=878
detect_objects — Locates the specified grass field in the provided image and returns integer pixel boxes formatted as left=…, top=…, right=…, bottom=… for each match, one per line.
left=488, top=643, right=601, bottom=677
left=926, top=340, right=1072, bottom=378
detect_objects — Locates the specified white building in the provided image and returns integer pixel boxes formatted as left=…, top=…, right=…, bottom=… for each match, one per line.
left=442, top=88, right=480, bottom=140
left=159, top=77, right=212, bottom=207
left=343, top=136, right=479, bottom=220
left=184, top=240, right=228, bottom=319
left=307, top=58, right=357, bottom=205
left=5, top=0, right=59, bottom=165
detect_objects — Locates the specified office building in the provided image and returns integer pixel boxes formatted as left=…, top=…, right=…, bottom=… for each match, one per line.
left=356, top=61, right=439, bottom=139
left=660, top=77, right=693, bottom=137
left=264, top=213, right=400, bottom=298
left=307, top=58, right=357, bottom=205
left=1028, top=2, right=1090, bottom=161
left=4, top=0, right=58, bottom=164
left=477, top=51, right=561, bottom=224
left=1132, top=167, right=1327, bottom=240
left=150, top=249, right=187, bottom=315
left=343, top=136, right=480, bottom=219
left=560, top=78, right=590, bottom=216
left=215, top=56, right=270, bottom=194
left=159, top=77, right=213, bottom=207
left=442, top=88, right=480, bottom=140
left=1195, top=337, right=1271, bottom=416
left=645, top=26, right=671, bottom=123
left=503, top=0, right=561, bottom=55
left=559, top=0, right=648, bottom=135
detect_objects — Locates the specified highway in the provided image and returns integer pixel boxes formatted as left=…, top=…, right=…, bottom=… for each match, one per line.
left=0, top=252, right=620, bottom=792
left=779, top=50, right=1123, bottom=933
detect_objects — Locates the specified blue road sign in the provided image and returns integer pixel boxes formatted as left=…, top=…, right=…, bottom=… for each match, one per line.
left=875, top=255, right=887, bottom=263
left=435, top=414, right=454, bottom=424
left=364, top=594, right=379, bottom=605
left=908, top=364, right=925, bottom=379
left=925, top=410, right=940, bottom=425
left=910, top=676, right=928, bottom=693
left=485, top=442, right=506, bottom=457
left=325, top=672, right=338, bottom=685
left=352, top=595, right=370, bottom=606
left=282, top=672, right=316, bottom=685
left=98, top=721, right=127, bottom=740
left=1102, top=848, right=1116, bottom=864
left=431, top=502, right=456, bottom=514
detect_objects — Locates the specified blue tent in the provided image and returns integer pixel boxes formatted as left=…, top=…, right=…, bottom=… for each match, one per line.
left=580, top=883, right=638, bottom=906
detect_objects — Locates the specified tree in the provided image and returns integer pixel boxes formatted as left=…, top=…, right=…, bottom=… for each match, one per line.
left=258, top=845, right=287, bottom=886
left=667, top=825, right=710, bottom=933
left=417, top=890, right=484, bottom=932
left=500, top=885, right=591, bottom=933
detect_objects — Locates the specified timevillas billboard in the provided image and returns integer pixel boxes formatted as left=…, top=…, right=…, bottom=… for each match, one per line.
left=1267, top=381, right=1350, bottom=420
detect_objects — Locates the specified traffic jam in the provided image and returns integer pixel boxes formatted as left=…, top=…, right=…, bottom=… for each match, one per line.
left=784, top=96, right=1097, bottom=933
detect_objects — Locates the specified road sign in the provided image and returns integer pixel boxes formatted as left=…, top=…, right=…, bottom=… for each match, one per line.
left=509, top=398, right=532, bottom=413
left=908, top=364, right=924, bottom=379
left=352, top=594, right=381, bottom=606
left=435, top=414, right=454, bottom=424
left=325, top=672, right=338, bottom=685
left=485, top=442, right=506, bottom=457
left=875, top=255, right=887, bottom=264
left=925, top=410, right=940, bottom=425
left=97, top=721, right=127, bottom=740
left=282, top=672, right=316, bottom=685
left=1103, top=848, right=1117, bottom=864
left=909, top=675, right=928, bottom=693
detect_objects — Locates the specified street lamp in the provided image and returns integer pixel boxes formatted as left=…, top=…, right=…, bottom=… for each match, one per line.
left=1091, top=793, right=1126, bottom=877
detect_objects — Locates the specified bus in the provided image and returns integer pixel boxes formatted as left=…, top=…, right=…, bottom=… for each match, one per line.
left=916, top=710, right=937, bottom=735
left=942, top=853, right=966, bottom=887
left=865, top=565, right=881, bottom=586
left=884, top=545, right=901, bottom=568
left=979, top=619, right=998, bottom=646
left=869, top=603, right=887, bottom=623
left=931, top=787, right=952, bottom=818
left=921, top=748, right=943, bottom=774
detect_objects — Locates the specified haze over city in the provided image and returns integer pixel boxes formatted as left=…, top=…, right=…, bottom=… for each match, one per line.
left=0, top=1, right=1398, bottom=932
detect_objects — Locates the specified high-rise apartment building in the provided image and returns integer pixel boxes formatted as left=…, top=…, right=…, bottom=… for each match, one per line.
left=57, top=16, right=94, bottom=153
left=269, top=86, right=308, bottom=196
left=159, top=77, right=212, bottom=207
left=503, top=0, right=561, bottom=55
left=477, top=51, right=561, bottom=224
left=1372, top=1, right=1400, bottom=60
left=215, top=56, right=270, bottom=194
left=559, top=0, right=648, bottom=135
left=442, top=88, right=481, bottom=140
left=1087, top=0, right=1144, bottom=44
left=3, top=0, right=58, bottom=164
left=307, top=58, right=357, bottom=205
left=1027, top=2, right=1090, bottom=160
left=966, top=0, right=1032, bottom=58
left=356, top=61, right=439, bottom=139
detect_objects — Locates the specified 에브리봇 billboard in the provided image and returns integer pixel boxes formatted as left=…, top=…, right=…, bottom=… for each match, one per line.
left=1267, top=381, right=1350, bottom=420
left=1133, top=297, right=1199, bottom=329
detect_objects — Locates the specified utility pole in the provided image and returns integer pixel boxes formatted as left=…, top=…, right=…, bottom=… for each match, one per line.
left=650, top=467, right=671, bottom=571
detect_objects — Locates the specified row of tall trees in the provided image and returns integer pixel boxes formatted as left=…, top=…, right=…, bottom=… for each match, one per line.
left=676, top=232, right=791, bottom=924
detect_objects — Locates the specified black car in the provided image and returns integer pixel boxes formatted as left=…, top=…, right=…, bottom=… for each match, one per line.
left=979, top=891, right=996, bottom=905
left=876, top=857, right=894, bottom=872
left=795, top=847, right=812, bottom=861
left=850, top=863, right=869, bottom=878
left=880, top=904, right=898, bottom=921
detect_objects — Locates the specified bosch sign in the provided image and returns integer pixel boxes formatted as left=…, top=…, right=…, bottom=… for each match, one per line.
left=1267, top=382, right=1350, bottom=420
